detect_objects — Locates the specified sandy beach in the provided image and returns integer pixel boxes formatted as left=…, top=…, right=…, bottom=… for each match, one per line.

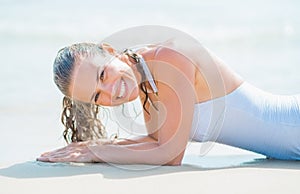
left=1, top=143, right=300, bottom=194
left=1, top=0, right=300, bottom=193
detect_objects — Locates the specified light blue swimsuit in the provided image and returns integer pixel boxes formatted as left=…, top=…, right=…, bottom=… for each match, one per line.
left=190, top=82, right=300, bottom=160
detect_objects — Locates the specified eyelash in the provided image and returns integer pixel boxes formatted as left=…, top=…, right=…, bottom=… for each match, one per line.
left=100, top=69, right=105, bottom=81
left=95, top=69, right=105, bottom=103
left=94, top=92, right=100, bottom=103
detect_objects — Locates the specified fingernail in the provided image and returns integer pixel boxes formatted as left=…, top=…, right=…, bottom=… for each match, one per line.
left=37, top=157, right=45, bottom=161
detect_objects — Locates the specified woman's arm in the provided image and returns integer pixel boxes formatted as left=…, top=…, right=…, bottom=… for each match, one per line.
left=114, top=135, right=157, bottom=145
left=38, top=47, right=196, bottom=165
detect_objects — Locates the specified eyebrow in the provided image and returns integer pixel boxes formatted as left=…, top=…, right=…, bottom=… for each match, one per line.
left=90, top=66, right=100, bottom=102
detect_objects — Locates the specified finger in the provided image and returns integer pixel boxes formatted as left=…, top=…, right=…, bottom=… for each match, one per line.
left=41, top=146, right=69, bottom=157
left=36, top=156, right=51, bottom=162
left=39, top=145, right=92, bottom=162
left=41, top=152, right=50, bottom=157
left=38, top=154, right=71, bottom=163
left=41, top=145, right=80, bottom=158
left=50, top=152, right=93, bottom=163
left=41, top=150, right=64, bottom=158
left=48, top=157, right=67, bottom=163
left=48, top=153, right=78, bottom=163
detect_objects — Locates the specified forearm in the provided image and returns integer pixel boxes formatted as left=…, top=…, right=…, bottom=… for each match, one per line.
left=37, top=135, right=181, bottom=165
left=114, top=135, right=157, bottom=145
left=90, top=142, right=182, bottom=165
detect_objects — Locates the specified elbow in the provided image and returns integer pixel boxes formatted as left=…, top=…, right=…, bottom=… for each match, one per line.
left=162, top=150, right=185, bottom=166
left=155, top=141, right=186, bottom=166
left=164, top=160, right=182, bottom=166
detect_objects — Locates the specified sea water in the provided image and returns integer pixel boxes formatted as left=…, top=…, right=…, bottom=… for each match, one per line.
left=0, top=0, right=299, bottom=164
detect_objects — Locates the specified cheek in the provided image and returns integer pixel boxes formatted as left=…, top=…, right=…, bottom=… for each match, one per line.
left=128, top=77, right=139, bottom=93
left=129, top=85, right=140, bottom=100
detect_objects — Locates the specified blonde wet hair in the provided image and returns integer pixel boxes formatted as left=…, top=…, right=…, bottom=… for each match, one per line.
left=53, top=43, right=107, bottom=143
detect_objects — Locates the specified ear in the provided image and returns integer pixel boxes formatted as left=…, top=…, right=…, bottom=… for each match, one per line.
left=101, top=43, right=117, bottom=55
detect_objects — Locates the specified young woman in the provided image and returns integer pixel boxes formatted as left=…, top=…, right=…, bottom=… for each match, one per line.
left=37, top=38, right=300, bottom=165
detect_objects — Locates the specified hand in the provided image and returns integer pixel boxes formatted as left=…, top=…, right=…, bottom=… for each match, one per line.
left=37, top=139, right=111, bottom=163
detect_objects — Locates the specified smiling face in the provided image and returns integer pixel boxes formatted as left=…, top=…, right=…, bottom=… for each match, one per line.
left=69, top=53, right=141, bottom=106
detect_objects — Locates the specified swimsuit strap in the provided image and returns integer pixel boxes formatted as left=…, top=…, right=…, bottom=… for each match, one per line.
left=123, top=48, right=158, bottom=96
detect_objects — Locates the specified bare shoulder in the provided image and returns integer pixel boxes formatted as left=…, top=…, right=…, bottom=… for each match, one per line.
left=142, top=46, right=196, bottom=85
left=157, top=39, right=243, bottom=99
left=139, top=45, right=197, bottom=124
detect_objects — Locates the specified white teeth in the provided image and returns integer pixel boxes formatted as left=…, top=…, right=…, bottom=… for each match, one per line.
left=118, top=80, right=126, bottom=98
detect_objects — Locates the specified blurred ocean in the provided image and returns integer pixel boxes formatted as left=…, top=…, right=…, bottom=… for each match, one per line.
left=0, top=0, right=299, bottom=164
